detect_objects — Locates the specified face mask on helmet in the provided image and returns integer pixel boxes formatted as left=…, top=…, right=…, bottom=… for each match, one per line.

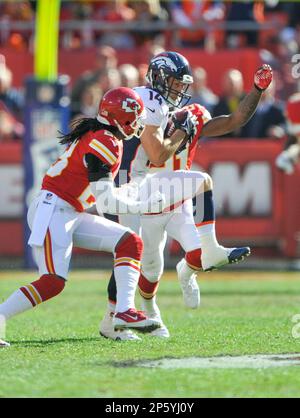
left=117, top=109, right=146, bottom=141
left=166, top=76, right=193, bottom=107
left=146, top=52, right=194, bottom=108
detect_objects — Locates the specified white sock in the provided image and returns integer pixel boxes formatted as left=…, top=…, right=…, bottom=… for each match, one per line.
left=0, top=289, right=34, bottom=320
left=197, top=222, right=219, bottom=252
left=181, top=259, right=198, bottom=279
left=114, top=266, right=138, bottom=313
left=107, top=301, right=116, bottom=314
left=141, top=296, right=160, bottom=318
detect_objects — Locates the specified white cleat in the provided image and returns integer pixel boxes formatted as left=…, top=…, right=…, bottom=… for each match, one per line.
left=201, top=246, right=251, bottom=272
left=149, top=323, right=170, bottom=338
left=0, top=339, right=10, bottom=347
left=99, top=311, right=141, bottom=341
left=176, top=258, right=200, bottom=309
left=140, top=300, right=169, bottom=337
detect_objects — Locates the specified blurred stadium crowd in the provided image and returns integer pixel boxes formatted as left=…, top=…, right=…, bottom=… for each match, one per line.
left=1, top=0, right=300, bottom=142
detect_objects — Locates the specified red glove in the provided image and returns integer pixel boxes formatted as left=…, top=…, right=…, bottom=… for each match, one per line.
left=254, top=64, right=273, bottom=91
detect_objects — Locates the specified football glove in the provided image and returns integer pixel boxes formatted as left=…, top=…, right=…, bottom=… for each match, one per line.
left=254, top=64, right=273, bottom=91
left=171, top=109, right=198, bottom=154
left=172, top=109, right=198, bottom=142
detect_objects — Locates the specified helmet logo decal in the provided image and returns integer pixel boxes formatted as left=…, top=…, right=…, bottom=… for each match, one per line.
left=153, top=56, right=177, bottom=72
left=122, top=98, right=141, bottom=113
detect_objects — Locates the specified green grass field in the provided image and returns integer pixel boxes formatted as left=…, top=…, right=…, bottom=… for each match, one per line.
left=1, top=270, right=300, bottom=398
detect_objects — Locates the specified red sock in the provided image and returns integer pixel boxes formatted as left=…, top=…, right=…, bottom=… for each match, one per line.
left=138, top=273, right=159, bottom=300
left=185, top=249, right=202, bottom=270
left=20, top=274, right=65, bottom=306
left=114, top=232, right=143, bottom=271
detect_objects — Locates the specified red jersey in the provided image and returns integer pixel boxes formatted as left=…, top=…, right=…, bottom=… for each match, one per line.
left=149, top=103, right=211, bottom=173
left=42, top=129, right=123, bottom=212
left=184, top=103, right=211, bottom=169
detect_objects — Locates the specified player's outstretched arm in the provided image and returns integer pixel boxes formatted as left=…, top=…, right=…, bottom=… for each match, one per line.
left=202, top=64, right=273, bottom=137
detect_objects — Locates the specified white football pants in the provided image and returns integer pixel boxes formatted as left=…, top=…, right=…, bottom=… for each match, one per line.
left=140, top=199, right=200, bottom=281
left=120, top=170, right=205, bottom=280
left=27, top=193, right=131, bottom=279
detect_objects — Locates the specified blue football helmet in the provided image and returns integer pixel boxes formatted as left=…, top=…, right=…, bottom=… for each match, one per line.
left=146, top=51, right=194, bottom=108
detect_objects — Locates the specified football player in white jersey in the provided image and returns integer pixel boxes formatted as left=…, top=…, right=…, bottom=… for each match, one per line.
left=100, top=52, right=209, bottom=340
left=100, top=51, right=273, bottom=340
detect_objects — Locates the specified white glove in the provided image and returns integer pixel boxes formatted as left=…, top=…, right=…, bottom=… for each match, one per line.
left=140, top=190, right=166, bottom=214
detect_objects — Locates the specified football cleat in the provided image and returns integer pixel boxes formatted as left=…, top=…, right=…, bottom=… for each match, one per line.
left=0, top=339, right=10, bottom=347
left=140, top=300, right=169, bottom=338
left=113, top=308, right=161, bottom=333
left=176, top=258, right=200, bottom=309
left=149, top=323, right=170, bottom=338
left=99, top=311, right=141, bottom=341
left=202, top=246, right=251, bottom=272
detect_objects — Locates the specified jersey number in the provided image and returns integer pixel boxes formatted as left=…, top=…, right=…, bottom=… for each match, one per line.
left=47, top=141, right=78, bottom=178
left=149, top=90, right=162, bottom=105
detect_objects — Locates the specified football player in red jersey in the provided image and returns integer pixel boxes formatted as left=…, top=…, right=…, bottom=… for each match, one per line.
left=0, top=87, right=166, bottom=347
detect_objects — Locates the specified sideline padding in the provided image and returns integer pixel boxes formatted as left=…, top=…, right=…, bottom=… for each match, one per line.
left=1, top=140, right=300, bottom=257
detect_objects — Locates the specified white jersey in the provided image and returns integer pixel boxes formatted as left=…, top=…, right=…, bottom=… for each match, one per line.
left=130, top=87, right=211, bottom=181
left=130, top=86, right=170, bottom=181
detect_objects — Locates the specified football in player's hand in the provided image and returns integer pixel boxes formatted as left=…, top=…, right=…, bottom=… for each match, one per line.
left=164, top=118, right=176, bottom=138
left=164, top=115, right=189, bottom=155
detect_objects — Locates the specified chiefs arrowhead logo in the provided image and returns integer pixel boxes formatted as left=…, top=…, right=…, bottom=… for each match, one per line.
left=122, top=98, right=141, bottom=113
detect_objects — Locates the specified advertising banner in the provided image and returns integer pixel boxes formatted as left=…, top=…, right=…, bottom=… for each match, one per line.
left=1, top=139, right=300, bottom=259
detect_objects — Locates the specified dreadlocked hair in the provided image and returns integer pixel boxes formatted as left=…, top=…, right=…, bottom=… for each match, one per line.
left=59, top=117, right=119, bottom=145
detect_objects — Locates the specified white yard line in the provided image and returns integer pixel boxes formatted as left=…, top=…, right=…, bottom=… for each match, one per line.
left=139, top=354, right=300, bottom=369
